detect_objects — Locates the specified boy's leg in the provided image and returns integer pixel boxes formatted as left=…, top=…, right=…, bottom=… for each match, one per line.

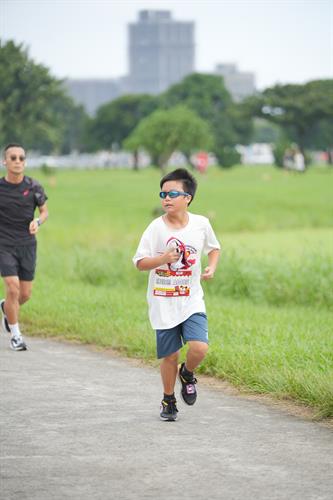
left=160, top=350, right=180, bottom=395
left=185, top=340, right=209, bottom=372
left=160, top=351, right=180, bottom=421
left=179, top=341, right=208, bottom=406
left=156, top=325, right=182, bottom=421
left=179, top=313, right=209, bottom=405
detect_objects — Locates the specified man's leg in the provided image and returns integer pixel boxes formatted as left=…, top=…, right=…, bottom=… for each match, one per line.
left=3, top=276, right=29, bottom=351
left=2, top=278, right=33, bottom=323
left=18, top=280, right=33, bottom=306
left=3, top=276, right=20, bottom=324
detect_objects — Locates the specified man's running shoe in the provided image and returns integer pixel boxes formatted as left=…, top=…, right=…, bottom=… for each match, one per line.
left=179, top=362, right=197, bottom=406
left=0, top=299, right=10, bottom=333
left=10, top=335, right=27, bottom=351
left=160, top=398, right=178, bottom=421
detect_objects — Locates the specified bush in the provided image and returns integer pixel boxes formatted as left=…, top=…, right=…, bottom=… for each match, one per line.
left=216, top=146, right=241, bottom=168
left=273, top=141, right=289, bottom=167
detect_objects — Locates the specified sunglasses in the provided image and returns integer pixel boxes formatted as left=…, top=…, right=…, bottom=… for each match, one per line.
left=9, top=155, right=25, bottom=162
left=159, top=190, right=190, bottom=199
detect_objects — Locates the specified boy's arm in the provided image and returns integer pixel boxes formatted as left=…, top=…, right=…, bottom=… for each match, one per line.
left=201, top=248, right=220, bottom=280
left=137, top=248, right=180, bottom=271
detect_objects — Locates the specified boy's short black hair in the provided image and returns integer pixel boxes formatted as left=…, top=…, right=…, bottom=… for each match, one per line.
left=160, top=168, right=198, bottom=205
left=3, top=143, right=25, bottom=157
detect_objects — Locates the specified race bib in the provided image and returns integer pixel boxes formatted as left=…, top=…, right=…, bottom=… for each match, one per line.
left=153, top=268, right=192, bottom=297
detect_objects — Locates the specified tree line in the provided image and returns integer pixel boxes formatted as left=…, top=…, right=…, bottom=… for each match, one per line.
left=1, top=40, right=332, bottom=169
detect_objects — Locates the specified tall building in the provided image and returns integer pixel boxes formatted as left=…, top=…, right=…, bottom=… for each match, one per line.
left=65, top=78, right=127, bottom=115
left=128, top=10, right=195, bottom=94
left=215, top=63, right=256, bottom=101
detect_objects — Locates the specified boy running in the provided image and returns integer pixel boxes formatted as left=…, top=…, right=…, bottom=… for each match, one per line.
left=133, top=168, right=220, bottom=421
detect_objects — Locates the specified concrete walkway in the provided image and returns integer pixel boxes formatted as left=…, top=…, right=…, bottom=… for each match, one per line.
left=0, top=335, right=332, bottom=500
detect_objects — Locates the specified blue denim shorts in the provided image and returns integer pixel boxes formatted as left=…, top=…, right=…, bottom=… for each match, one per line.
left=156, top=312, right=208, bottom=359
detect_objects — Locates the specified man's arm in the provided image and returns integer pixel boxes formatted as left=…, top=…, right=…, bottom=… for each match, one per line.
left=29, top=203, right=49, bottom=235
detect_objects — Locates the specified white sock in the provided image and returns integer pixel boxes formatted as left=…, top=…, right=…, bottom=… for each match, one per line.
left=9, top=323, right=21, bottom=337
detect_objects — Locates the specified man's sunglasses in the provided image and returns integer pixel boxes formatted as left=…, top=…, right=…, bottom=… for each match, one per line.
left=9, top=155, right=25, bottom=162
left=159, top=190, right=190, bottom=199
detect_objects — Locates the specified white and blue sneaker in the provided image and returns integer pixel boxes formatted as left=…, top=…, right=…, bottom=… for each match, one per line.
left=10, top=335, right=27, bottom=351
left=0, top=299, right=10, bottom=334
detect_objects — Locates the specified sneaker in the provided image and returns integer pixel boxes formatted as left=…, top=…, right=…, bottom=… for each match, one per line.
left=0, top=299, right=10, bottom=334
left=179, top=363, right=197, bottom=406
left=160, top=398, right=178, bottom=421
left=10, top=335, right=27, bottom=351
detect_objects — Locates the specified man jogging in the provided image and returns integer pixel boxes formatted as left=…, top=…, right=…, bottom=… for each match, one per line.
left=0, top=143, right=48, bottom=351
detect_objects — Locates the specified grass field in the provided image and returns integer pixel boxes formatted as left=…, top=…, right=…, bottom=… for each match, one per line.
left=1, top=165, right=333, bottom=419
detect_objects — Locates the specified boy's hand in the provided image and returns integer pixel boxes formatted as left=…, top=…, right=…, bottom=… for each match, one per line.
left=201, top=266, right=215, bottom=280
left=161, top=248, right=180, bottom=265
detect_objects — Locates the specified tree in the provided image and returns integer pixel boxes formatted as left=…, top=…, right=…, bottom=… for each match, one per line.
left=124, top=106, right=213, bottom=173
left=251, top=118, right=282, bottom=144
left=88, top=94, right=159, bottom=150
left=0, top=39, right=87, bottom=153
left=161, top=73, right=252, bottom=167
left=243, top=80, right=333, bottom=164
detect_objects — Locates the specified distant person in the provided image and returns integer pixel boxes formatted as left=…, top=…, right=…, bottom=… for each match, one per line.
left=0, top=143, right=48, bottom=351
left=133, top=168, right=220, bottom=421
left=283, top=147, right=295, bottom=169
left=294, top=148, right=305, bottom=172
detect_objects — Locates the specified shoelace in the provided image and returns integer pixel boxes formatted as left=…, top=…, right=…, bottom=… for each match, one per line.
left=168, top=401, right=178, bottom=413
left=12, top=335, right=23, bottom=344
left=163, top=400, right=178, bottom=414
left=180, top=373, right=198, bottom=385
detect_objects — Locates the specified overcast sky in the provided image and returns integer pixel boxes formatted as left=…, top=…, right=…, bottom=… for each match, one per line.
left=1, top=0, right=332, bottom=89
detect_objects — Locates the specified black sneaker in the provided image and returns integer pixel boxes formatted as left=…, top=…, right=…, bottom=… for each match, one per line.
left=160, top=398, right=178, bottom=421
left=179, top=363, right=197, bottom=406
left=0, top=299, right=10, bottom=333
left=10, top=335, right=27, bottom=351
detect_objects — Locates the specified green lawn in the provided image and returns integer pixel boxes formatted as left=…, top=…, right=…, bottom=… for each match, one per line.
left=2, top=165, right=332, bottom=419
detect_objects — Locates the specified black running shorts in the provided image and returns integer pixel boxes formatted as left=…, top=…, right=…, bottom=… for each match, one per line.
left=0, top=244, right=37, bottom=281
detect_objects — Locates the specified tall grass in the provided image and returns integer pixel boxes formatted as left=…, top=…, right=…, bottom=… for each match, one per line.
left=69, top=246, right=333, bottom=309
left=208, top=249, right=333, bottom=309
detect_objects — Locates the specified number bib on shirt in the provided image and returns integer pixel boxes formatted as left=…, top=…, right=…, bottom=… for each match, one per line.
left=153, top=268, right=192, bottom=297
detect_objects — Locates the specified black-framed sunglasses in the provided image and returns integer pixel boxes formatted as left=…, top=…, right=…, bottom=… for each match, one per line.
left=9, top=155, right=25, bottom=162
left=159, top=190, right=190, bottom=199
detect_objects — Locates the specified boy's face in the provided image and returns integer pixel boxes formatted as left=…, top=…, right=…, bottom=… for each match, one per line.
left=160, top=180, right=192, bottom=215
left=3, top=147, right=26, bottom=176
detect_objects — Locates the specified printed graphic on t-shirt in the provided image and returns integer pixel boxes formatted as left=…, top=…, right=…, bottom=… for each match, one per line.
left=166, top=237, right=197, bottom=271
left=153, top=237, right=197, bottom=297
left=153, top=268, right=192, bottom=297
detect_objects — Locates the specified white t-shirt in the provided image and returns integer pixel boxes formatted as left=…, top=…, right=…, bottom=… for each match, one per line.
left=133, top=213, right=221, bottom=330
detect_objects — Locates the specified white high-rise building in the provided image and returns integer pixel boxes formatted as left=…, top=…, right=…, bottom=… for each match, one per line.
left=128, top=10, right=195, bottom=94
left=215, top=63, right=256, bottom=101
left=65, top=78, right=126, bottom=115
